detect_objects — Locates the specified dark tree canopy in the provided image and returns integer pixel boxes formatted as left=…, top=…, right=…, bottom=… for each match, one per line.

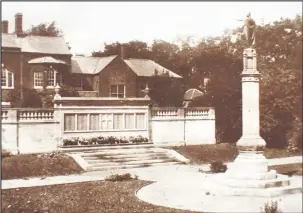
left=90, top=15, right=302, bottom=148
left=25, top=21, right=63, bottom=37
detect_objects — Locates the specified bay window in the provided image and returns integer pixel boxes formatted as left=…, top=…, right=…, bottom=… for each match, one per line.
left=33, top=66, right=61, bottom=89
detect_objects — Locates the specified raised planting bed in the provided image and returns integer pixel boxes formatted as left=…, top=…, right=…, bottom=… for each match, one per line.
left=62, top=135, right=149, bottom=147
left=2, top=180, right=201, bottom=213
left=2, top=152, right=83, bottom=180
left=171, top=143, right=303, bottom=164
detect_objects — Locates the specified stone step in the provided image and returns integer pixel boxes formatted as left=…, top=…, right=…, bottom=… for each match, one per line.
left=88, top=158, right=177, bottom=167
left=90, top=161, right=182, bottom=171
left=85, top=155, right=170, bottom=163
left=220, top=185, right=302, bottom=197
left=220, top=177, right=291, bottom=189
left=60, top=143, right=156, bottom=153
left=82, top=152, right=169, bottom=160
left=80, top=148, right=168, bottom=156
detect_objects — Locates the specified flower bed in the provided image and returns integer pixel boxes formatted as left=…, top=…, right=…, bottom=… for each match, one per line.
left=62, top=135, right=149, bottom=146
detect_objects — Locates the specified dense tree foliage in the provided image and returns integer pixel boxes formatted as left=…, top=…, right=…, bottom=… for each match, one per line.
left=92, top=15, right=302, bottom=148
left=25, top=21, right=63, bottom=37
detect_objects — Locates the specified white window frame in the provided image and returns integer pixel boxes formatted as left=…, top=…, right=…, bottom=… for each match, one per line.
left=46, top=69, right=55, bottom=88
left=33, top=68, right=58, bottom=89
left=110, top=84, right=125, bottom=98
left=33, top=71, right=44, bottom=89
left=46, top=69, right=58, bottom=89
left=1, top=68, right=14, bottom=89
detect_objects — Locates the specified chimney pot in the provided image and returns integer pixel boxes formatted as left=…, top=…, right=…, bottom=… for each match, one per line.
left=2, top=20, right=8, bottom=34
left=15, top=12, right=23, bottom=36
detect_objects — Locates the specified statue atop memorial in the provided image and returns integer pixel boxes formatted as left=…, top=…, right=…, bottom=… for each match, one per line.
left=243, top=13, right=256, bottom=47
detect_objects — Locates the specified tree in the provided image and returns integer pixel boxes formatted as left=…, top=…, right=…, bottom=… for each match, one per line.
left=92, top=41, right=152, bottom=58
left=25, top=21, right=63, bottom=37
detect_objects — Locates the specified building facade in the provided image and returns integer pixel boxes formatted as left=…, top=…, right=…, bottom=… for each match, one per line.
left=1, top=13, right=183, bottom=107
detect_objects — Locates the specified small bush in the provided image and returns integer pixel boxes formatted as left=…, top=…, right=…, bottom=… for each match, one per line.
left=210, top=161, right=227, bottom=173
left=261, top=201, right=283, bottom=213
left=105, top=173, right=138, bottom=182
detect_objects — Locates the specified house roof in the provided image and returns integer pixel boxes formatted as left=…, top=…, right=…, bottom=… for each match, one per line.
left=71, top=55, right=182, bottom=78
left=2, top=34, right=20, bottom=49
left=71, top=55, right=117, bottom=74
left=2, top=34, right=72, bottom=55
left=184, top=88, right=204, bottom=100
left=124, top=58, right=182, bottom=78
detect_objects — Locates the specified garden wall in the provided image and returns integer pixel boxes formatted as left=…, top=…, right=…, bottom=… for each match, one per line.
left=1, top=97, right=216, bottom=154
left=1, top=108, right=60, bottom=154
left=151, top=107, right=216, bottom=145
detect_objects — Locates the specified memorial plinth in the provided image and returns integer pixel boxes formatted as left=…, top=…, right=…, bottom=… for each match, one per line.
left=213, top=48, right=302, bottom=197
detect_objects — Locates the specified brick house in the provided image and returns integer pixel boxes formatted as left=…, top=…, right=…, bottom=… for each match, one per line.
left=1, top=13, right=182, bottom=107
left=1, top=13, right=72, bottom=107
left=71, top=52, right=182, bottom=98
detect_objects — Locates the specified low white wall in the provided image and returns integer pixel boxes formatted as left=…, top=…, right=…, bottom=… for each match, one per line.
left=152, top=118, right=184, bottom=143
left=1, top=109, right=60, bottom=154
left=1, top=105, right=216, bottom=154
left=185, top=119, right=216, bottom=144
left=151, top=107, right=216, bottom=145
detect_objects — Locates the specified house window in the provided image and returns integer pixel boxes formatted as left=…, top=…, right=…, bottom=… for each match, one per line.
left=110, top=84, right=125, bottom=98
left=1, top=68, right=14, bottom=89
left=47, top=69, right=55, bottom=87
left=33, top=67, right=58, bottom=89
left=34, top=72, right=43, bottom=88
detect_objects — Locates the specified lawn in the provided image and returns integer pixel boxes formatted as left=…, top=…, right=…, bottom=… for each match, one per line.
left=1, top=152, right=83, bottom=180
left=171, top=143, right=302, bottom=164
left=1, top=180, right=201, bottom=213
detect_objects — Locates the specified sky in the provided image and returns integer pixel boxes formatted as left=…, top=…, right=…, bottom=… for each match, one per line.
left=2, top=1, right=302, bottom=56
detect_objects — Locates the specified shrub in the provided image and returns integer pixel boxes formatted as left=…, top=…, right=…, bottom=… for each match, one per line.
left=210, top=161, right=227, bottom=173
left=107, top=136, right=117, bottom=145
left=129, top=135, right=149, bottom=143
left=62, top=135, right=149, bottom=146
left=63, top=137, right=78, bottom=146
left=261, top=201, right=283, bottom=213
left=105, top=173, right=138, bottom=182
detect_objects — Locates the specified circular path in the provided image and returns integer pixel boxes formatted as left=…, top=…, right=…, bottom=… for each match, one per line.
left=133, top=165, right=302, bottom=213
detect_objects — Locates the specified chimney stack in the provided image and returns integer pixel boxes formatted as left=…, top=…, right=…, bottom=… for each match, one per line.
left=120, top=43, right=126, bottom=59
left=2, top=20, right=8, bottom=34
left=15, top=13, right=23, bottom=36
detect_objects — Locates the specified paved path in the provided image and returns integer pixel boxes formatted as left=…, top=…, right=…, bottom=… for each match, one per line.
left=137, top=174, right=302, bottom=213
left=2, top=156, right=302, bottom=190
